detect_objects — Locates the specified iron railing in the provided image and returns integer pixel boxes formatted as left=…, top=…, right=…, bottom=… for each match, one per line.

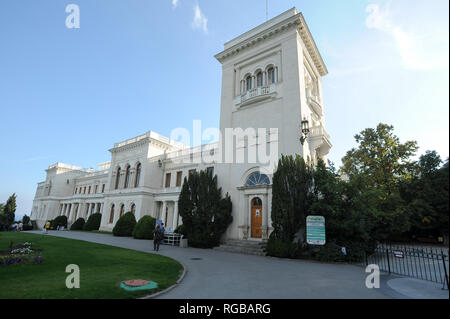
left=365, top=243, right=449, bottom=290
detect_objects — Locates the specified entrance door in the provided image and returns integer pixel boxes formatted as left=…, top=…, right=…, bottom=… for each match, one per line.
left=251, top=197, right=263, bottom=238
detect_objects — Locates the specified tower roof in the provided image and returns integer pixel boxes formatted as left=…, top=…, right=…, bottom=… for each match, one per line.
left=215, top=7, right=328, bottom=76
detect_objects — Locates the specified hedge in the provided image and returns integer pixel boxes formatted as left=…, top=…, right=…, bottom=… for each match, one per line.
left=132, top=215, right=156, bottom=240
left=83, top=213, right=102, bottom=231
left=113, top=212, right=136, bottom=237
left=70, top=218, right=85, bottom=230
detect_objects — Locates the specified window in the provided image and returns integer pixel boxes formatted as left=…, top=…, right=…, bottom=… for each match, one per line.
left=124, top=165, right=130, bottom=188
left=119, top=204, right=124, bottom=218
left=189, top=169, right=196, bottom=176
left=109, top=204, right=115, bottom=223
left=165, top=173, right=171, bottom=188
left=206, top=167, right=214, bottom=176
left=88, top=186, right=91, bottom=194
left=246, top=75, right=252, bottom=91
left=102, top=184, right=105, bottom=193
left=74, top=188, right=77, bottom=195
left=135, top=163, right=141, bottom=187
left=131, top=204, right=136, bottom=215
left=94, top=185, right=98, bottom=194
left=256, top=72, right=263, bottom=87
left=176, top=171, right=183, bottom=187
left=115, top=167, right=121, bottom=189
left=268, top=67, right=275, bottom=84
left=245, top=172, right=270, bottom=186
left=83, top=186, right=86, bottom=194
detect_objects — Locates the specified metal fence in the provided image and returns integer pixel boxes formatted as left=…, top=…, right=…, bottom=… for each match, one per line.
left=365, top=243, right=449, bottom=290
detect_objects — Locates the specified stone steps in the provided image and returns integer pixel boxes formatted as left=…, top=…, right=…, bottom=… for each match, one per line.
left=214, top=240, right=267, bottom=256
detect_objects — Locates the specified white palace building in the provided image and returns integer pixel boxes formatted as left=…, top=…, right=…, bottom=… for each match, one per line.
left=30, top=8, right=332, bottom=241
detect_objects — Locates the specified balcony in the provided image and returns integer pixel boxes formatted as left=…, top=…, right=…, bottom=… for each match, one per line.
left=308, top=125, right=332, bottom=157
left=235, top=84, right=276, bottom=107
left=307, top=96, right=323, bottom=117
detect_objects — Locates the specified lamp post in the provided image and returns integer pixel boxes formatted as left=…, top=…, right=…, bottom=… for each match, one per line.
left=300, top=118, right=310, bottom=145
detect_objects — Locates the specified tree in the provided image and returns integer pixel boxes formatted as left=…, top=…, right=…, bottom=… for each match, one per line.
left=340, top=124, right=417, bottom=240
left=270, top=155, right=314, bottom=247
left=400, top=152, right=449, bottom=244
left=3, top=193, right=17, bottom=225
left=341, top=123, right=418, bottom=195
left=178, top=169, right=233, bottom=248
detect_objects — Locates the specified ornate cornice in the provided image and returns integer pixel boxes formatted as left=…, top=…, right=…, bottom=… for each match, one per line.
left=215, top=12, right=327, bottom=77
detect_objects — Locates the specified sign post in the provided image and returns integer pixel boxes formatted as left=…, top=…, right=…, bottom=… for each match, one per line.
left=306, top=216, right=326, bottom=245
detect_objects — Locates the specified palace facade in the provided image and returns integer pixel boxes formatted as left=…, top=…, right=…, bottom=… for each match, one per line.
left=30, top=8, right=332, bottom=241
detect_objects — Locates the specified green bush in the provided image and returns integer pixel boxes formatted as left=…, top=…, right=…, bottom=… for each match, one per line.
left=265, top=235, right=304, bottom=259
left=71, top=218, right=85, bottom=230
left=22, top=224, right=33, bottom=231
left=175, top=224, right=187, bottom=238
left=83, top=213, right=102, bottom=231
left=132, top=215, right=156, bottom=239
left=113, top=212, right=136, bottom=237
left=22, top=215, right=30, bottom=225
left=51, top=216, right=67, bottom=229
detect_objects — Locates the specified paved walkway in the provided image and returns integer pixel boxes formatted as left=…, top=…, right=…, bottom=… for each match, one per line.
left=27, top=230, right=425, bottom=299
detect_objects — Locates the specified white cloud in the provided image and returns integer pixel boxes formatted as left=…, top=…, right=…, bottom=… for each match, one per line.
left=365, top=2, right=448, bottom=70
left=192, top=3, right=208, bottom=34
left=172, top=0, right=179, bottom=9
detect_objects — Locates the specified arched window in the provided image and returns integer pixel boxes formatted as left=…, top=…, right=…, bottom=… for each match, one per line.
left=109, top=204, right=115, bottom=223
left=131, top=204, right=136, bottom=215
left=124, top=165, right=130, bottom=189
left=119, top=204, right=124, bottom=218
left=246, top=75, right=252, bottom=91
left=268, top=67, right=275, bottom=84
left=256, top=72, right=263, bottom=87
left=245, top=172, right=271, bottom=187
left=115, top=167, right=121, bottom=190
left=134, top=163, right=141, bottom=187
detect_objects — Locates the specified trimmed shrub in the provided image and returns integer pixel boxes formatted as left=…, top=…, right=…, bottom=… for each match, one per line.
left=71, top=218, right=85, bottom=230
left=113, top=212, right=136, bottom=237
left=51, top=216, right=67, bottom=229
left=83, top=213, right=102, bottom=231
left=132, top=215, right=156, bottom=239
left=265, top=236, right=304, bottom=259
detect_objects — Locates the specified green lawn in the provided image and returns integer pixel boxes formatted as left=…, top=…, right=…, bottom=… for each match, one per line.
left=0, top=232, right=183, bottom=299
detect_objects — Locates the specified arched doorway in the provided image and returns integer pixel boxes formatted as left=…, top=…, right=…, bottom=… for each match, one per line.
left=251, top=197, right=263, bottom=238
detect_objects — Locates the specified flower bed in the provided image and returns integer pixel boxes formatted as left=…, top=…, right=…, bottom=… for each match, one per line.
left=0, top=241, right=43, bottom=266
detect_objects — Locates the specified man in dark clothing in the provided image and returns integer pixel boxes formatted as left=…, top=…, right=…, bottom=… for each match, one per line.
left=153, top=225, right=163, bottom=251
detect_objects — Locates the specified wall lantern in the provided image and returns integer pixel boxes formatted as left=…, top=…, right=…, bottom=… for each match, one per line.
left=300, top=118, right=310, bottom=145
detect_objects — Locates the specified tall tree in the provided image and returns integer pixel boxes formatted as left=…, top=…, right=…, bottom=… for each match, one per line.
left=400, top=152, right=449, bottom=244
left=340, top=124, right=417, bottom=240
left=178, top=169, right=233, bottom=248
left=4, top=193, right=17, bottom=224
left=271, top=155, right=313, bottom=246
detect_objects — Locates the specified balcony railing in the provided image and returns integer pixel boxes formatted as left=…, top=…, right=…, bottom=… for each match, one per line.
left=309, top=125, right=330, bottom=140
left=235, top=84, right=276, bottom=106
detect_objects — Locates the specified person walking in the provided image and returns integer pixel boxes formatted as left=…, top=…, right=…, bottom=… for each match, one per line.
left=153, top=225, right=163, bottom=251
left=44, top=220, right=51, bottom=234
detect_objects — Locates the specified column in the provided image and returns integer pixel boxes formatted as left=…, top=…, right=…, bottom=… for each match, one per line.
left=161, top=201, right=167, bottom=223
left=172, top=201, right=179, bottom=230
left=67, top=204, right=73, bottom=222
left=262, top=195, right=268, bottom=240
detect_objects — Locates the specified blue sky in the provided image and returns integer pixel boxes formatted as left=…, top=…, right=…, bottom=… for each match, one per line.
left=0, top=0, right=448, bottom=220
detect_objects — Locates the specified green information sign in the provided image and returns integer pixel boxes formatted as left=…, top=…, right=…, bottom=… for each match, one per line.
left=306, top=215, right=326, bottom=245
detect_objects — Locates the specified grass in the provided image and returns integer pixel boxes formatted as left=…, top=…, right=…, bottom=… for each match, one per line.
left=0, top=232, right=183, bottom=299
